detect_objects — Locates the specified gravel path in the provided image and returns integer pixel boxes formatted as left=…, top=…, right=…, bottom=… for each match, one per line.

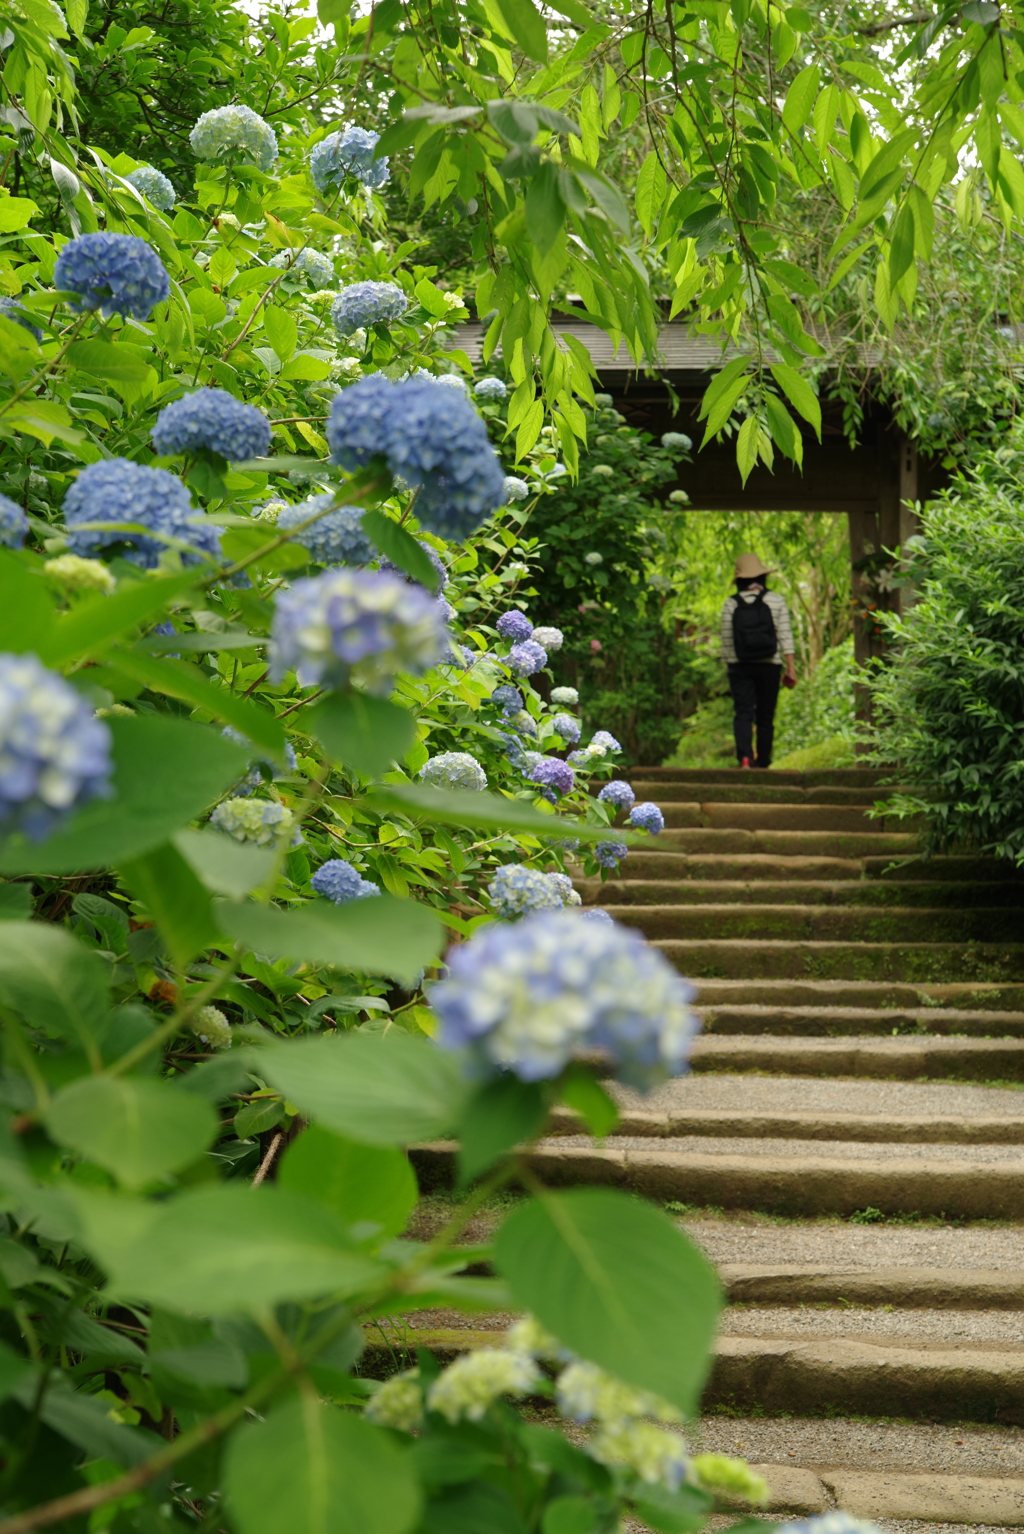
left=685, top=1219, right=1024, bottom=1269
left=718, top=1305, right=1024, bottom=1346
left=613, top=1074, right=1024, bottom=1117
left=693, top=1416, right=1024, bottom=1478
left=550, top=1131, right=1024, bottom=1163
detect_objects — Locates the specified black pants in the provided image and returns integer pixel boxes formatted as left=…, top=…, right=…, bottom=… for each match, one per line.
left=727, top=662, right=782, bottom=768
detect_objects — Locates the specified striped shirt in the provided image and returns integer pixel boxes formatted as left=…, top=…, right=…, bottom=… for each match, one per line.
left=719, top=588, right=795, bottom=665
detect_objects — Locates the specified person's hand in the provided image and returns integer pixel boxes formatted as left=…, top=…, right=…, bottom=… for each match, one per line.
left=783, top=661, right=797, bottom=690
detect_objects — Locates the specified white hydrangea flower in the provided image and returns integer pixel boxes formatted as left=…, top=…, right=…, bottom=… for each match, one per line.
left=44, top=555, right=116, bottom=594
left=550, top=686, right=579, bottom=706
left=209, top=797, right=301, bottom=848
left=589, top=1419, right=690, bottom=1490
left=530, top=626, right=563, bottom=651
left=190, top=1005, right=232, bottom=1049
left=427, top=1349, right=540, bottom=1423
left=591, top=463, right=614, bottom=477
left=503, top=1315, right=563, bottom=1359
left=556, top=1360, right=682, bottom=1427
left=503, top=476, right=529, bottom=502
left=365, top=1371, right=423, bottom=1433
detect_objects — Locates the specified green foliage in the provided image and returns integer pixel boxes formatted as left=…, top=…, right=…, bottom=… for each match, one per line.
left=871, top=435, right=1024, bottom=863
left=773, top=638, right=858, bottom=760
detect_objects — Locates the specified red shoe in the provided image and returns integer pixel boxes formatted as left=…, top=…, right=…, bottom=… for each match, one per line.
left=739, top=757, right=752, bottom=769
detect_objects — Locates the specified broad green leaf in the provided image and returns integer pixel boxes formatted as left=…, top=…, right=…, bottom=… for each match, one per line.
left=66, top=339, right=156, bottom=404
left=858, top=125, right=916, bottom=203
left=105, top=1184, right=383, bottom=1312
left=0, top=920, right=108, bottom=1054
left=366, top=782, right=636, bottom=842
left=224, top=1397, right=422, bottom=1534
left=0, top=550, right=56, bottom=656
left=263, top=305, right=297, bottom=363
left=525, top=163, right=567, bottom=257
left=214, top=893, right=444, bottom=983
left=781, top=64, right=819, bottom=133
left=279, top=1125, right=417, bottom=1239
left=494, top=0, right=547, bottom=60
left=635, top=151, right=667, bottom=238
left=173, top=827, right=277, bottom=898
left=119, top=841, right=220, bottom=967
left=311, top=692, right=417, bottom=779
left=362, top=510, right=441, bottom=591
left=37, top=569, right=200, bottom=666
left=260, top=1031, right=469, bottom=1146
left=768, top=364, right=822, bottom=438
left=0, top=197, right=38, bottom=232
left=0, top=883, right=31, bottom=920
left=20, top=1372, right=156, bottom=1467
left=458, top=1074, right=548, bottom=1185
left=103, top=651, right=285, bottom=760
left=46, top=1076, right=218, bottom=1189
left=558, top=1064, right=618, bottom=1138
left=0, top=397, right=84, bottom=446
left=0, top=715, right=247, bottom=875
left=280, top=353, right=332, bottom=381
left=696, top=355, right=750, bottom=421
left=763, top=392, right=804, bottom=468
left=735, top=415, right=759, bottom=486
left=494, top=1189, right=721, bottom=1416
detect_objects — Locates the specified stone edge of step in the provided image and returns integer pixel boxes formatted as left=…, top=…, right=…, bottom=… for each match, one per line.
left=545, top=1105, right=1024, bottom=1145
left=750, top=1464, right=1024, bottom=1524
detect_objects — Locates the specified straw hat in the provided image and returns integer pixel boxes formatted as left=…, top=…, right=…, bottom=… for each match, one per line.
left=734, top=552, right=773, bottom=579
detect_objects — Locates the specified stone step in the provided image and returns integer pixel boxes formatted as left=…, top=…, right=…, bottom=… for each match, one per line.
left=613, top=851, right=1014, bottom=882
left=629, top=782, right=894, bottom=806
left=411, top=1139, right=1024, bottom=1219
left=585, top=879, right=1024, bottom=909
left=643, top=829, right=917, bottom=857
left=702, top=1003, right=1024, bottom=1037
left=548, top=1104, right=1024, bottom=1144
left=656, top=936, right=1024, bottom=981
left=718, top=1265, right=1024, bottom=1308
left=609, top=903, right=1023, bottom=943
left=688, top=1033, right=1024, bottom=1079
left=632, top=768, right=888, bottom=787
left=695, top=977, right=1024, bottom=1009
left=654, top=804, right=896, bottom=832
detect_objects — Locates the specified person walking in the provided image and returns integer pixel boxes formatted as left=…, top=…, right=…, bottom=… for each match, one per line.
left=720, top=553, right=797, bottom=769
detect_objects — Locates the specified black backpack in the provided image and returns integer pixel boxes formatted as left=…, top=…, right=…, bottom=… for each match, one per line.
left=731, top=591, right=778, bottom=661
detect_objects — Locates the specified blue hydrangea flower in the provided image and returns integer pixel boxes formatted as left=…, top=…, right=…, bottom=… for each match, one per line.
left=490, top=685, right=523, bottom=715
left=629, top=801, right=665, bottom=834
left=497, top=609, right=533, bottom=642
left=63, top=459, right=221, bottom=570
left=332, top=282, right=408, bottom=337
left=503, top=476, right=529, bottom=501
left=420, top=752, right=488, bottom=792
left=54, top=232, right=169, bottom=320
left=599, top=780, right=635, bottom=811
left=431, top=910, right=699, bottom=1087
left=474, top=377, right=507, bottom=400
left=528, top=757, right=574, bottom=798
left=269, top=247, right=334, bottom=288
left=582, top=907, right=613, bottom=924
left=508, top=709, right=537, bottom=738
left=152, top=388, right=271, bottom=462
left=125, top=164, right=175, bottom=212
left=277, top=496, right=375, bottom=567
left=488, top=864, right=564, bottom=920
left=595, top=839, right=628, bottom=869
left=0, top=652, right=113, bottom=839
left=507, top=639, right=547, bottom=677
left=591, top=730, right=622, bottom=753
left=326, top=375, right=506, bottom=540
left=551, top=713, right=580, bottom=745
left=0, top=495, right=27, bottom=549
left=210, top=797, right=301, bottom=847
left=378, top=540, right=448, bottom=591
left=270, top=568, right=450, bottom=693
left=661, top=431, right=692, bottom=451
left=567, top=750, right=588, bottom=767
left=312, top=858, right=381, bottom=903
left=545, top=871, right=580, bottom=906
left=222, top=726, right=297, bottom=796
left=310, top=126, right=389, bottom=193
left=531, top=625, right=563, bottom=651
left=499, top=731, right=529, bottom=769
left=0, top=297, right=41, bottom=340
left=190, top=105, right=277, bottom=172
left=551, top=686, right=578, bottom=706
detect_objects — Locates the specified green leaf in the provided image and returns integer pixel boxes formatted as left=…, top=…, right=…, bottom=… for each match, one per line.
left=66, top=339, right=156, bottom=405
left=279, top=1125, right=417, bottom=1239
left=173, top=827, right=277, bottom=898
left=887, top=200, right=916, bottom=289
left=216, top=893, right=442, bottom=982
left=696, top=355, right=750, bottom=421
left=0, top=920, right=108, bottom=1053
left=763, top=392, right=804, bottom=468
left=496, top=1191, right=721, bottom=1415
left=262, top=305, right=297, bottom=364
left=525, top=163, right=567, bottom=257
left=0, top=715, right=247, bottom=875
left=0, top=397, right=84, bottom=447
left=102, top=1184, right=384, bottom=1313
left=310, top=692, right=417, bottom=779
left=366, top=782, right=632, bottom=842
left=234, top=1096, right=284, bottom=1138
left=118, top=841, right=219, bottom=967
left=0, top=197, right=39, bottom=232
left=361, top=510, right=440, bottom=591
left=46, top=1076, right=218, bottom=1189
left=781, top=64, right=819, bottom=133
left=559, top=1064, right=618, bottom=1137
left=103, top=651, right=286, bottom=761
left=494, top=0, right=547, bottom=60
left=0, top=550, right=56, bottom=656
left=260, top=1031, right=470, bottom=1146
left=858, top=126, right=916, bottom=204
left=458, top=1074, right=548, bottom=1185
left=546, top=0, right=592, bottom=24
left=280, top=354, right=332, bottom=381
left=224, top=1397, right=422, bottom=1534
left=38, top=570, right=200, bottom=667
left=543, top=1496, right=599, bottom=1534
left=0, top=883, right=31, bottom=920
left=768, top=363, right=821, bottom=438
left=635, top=151, right=667, bottom=238
left=735, top=415, right=759, bottom=486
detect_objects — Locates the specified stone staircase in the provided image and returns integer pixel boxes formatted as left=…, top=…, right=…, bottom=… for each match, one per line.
left=406, top=768, right=1024, bottom=1528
